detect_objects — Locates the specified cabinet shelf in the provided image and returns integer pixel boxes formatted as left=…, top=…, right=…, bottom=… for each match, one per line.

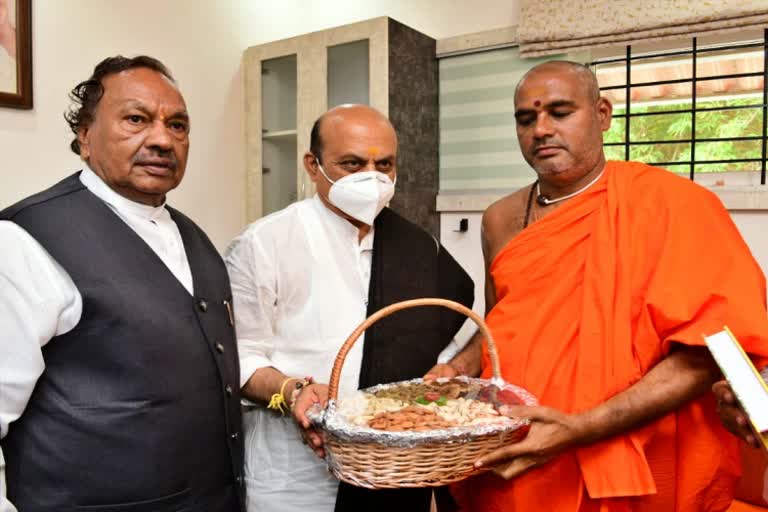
left=262, top=129, right=297, bottom=140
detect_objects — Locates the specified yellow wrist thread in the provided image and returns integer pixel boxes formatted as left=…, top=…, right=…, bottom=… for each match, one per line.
left=267, top=378, right=295, bottom=415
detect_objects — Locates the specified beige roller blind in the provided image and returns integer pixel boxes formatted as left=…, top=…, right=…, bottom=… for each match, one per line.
left=518, top=0, right=768, bottom=58
left=439, top=48, right=560, bottom=190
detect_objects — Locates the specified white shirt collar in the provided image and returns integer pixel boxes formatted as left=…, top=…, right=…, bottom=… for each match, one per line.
left=79, top=166, right=169, bottom=222
left=311, top=194, right=374, bottom=249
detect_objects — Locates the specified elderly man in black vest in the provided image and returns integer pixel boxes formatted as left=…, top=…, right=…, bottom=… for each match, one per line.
left=0, top=56, right=244, bottom=512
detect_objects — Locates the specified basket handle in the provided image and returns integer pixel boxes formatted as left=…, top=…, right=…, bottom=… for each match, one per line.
left=327, top=298, right=500, bottom=401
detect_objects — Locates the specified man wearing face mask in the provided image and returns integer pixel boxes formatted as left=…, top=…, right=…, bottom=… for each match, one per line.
left=224, top=104, right=474, bottom=512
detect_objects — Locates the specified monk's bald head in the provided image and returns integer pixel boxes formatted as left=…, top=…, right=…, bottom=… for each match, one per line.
left=512, top=60, right=612, bottom=187
left=515, top=61, right=601, bottom=105
left=310, top=104, right=396, bottom=164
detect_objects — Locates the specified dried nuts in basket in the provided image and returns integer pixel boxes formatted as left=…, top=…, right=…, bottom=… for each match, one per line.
left=367, top=406, right=454, bottom=432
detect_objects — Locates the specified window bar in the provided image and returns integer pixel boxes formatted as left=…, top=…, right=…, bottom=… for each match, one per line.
left=649, top=158, right=764, bottom=167
left=611, top=103, right=768, bottom=119
left=762, top=28, right=768, bottom=185
left=625, top=45, right=631, bottom=161
left=693, top=40, right=764, bottom=55
left=600, top=72, right=764, bottom=91
left=594, top=40, right=764, bottom=66
left=605, top=135, right=764, bottom=146
left=690, top=37, right=697, bottom=181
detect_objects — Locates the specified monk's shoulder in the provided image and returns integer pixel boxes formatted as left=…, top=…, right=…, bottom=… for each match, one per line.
left=484, top=187, right=529, bottom=226
left=482, top=186, right=532, bottom=243
left=615, top=161, right=722, bottom=210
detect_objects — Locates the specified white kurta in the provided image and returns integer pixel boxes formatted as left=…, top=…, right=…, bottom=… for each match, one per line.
left=224, top=195, right=374, bottom=512
left=0, top=168, right=193, bottom=512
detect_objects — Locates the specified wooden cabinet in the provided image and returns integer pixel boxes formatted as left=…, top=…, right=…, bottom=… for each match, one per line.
left=244, top=17, right=440, bottom=236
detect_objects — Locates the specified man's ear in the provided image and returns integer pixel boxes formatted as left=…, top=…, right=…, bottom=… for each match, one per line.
left=302, top=152, right=321, bottom=183
left=597, top=97, right=613, bottom=132
left=77, top=126, right=91, bottom=160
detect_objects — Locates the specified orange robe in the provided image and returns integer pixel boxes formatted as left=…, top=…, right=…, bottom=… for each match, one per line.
left=455, top=162, right=768, bottom=512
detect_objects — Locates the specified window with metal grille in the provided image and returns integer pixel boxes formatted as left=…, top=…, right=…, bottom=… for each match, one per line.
left=592, top=31, right=768, bottom=186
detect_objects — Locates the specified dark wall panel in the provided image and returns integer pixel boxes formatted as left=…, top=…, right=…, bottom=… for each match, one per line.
left=387, top=19, right=439, bottom=238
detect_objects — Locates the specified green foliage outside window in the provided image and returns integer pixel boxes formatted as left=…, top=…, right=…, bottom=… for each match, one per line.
left=602, top=98, right=764, bottom=174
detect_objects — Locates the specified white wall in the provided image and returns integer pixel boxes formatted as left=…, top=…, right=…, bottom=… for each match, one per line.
left=732, top=212, right=768, bottom=278
left=0, top=0, right=518, bottom=249
left=439, top=212, right=485, bottom=356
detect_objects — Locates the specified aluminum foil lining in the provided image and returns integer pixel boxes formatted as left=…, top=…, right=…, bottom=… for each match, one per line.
left=308, top=376, right=538, bottom=448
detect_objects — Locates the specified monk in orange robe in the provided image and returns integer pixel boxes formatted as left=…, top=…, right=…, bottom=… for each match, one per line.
left=426, top=61, right=768, bottom=511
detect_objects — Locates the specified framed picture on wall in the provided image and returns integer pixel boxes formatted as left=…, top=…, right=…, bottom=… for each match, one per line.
left=0, top=0, right=31, bottom=109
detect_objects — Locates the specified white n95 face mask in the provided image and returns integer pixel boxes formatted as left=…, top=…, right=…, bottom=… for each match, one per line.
left=317, top=164, right=396, bottom=226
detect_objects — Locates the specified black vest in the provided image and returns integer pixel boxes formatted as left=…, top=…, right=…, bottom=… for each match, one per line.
left=1, top=173, right=245, bottom=512
left=335, top=208, right=474, bottom=512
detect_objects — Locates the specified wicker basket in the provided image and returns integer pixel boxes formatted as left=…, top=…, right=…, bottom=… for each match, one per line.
left=317, top=297, right=537, bottom=489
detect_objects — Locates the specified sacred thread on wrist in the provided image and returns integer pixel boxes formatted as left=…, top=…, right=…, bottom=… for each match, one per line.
left=267, top=378, right=296, bottom=415
left=267, top=376, right=315, bottom=414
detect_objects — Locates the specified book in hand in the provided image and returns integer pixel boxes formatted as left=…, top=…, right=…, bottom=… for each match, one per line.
left=704, top=327, right=768, bottom=451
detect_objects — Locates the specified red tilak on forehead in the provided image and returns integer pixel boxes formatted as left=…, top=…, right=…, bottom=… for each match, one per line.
left=534, top=100, right=542, bottom=107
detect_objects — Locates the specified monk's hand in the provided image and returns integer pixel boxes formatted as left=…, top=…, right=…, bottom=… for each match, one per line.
left=292, top=383, right=329, bottom=458
left=713, top=380, right=759, bottom=449
left=474, top=405, right=587, bottom=480
left=424, top=360, right=469, bottom=381
left=423, top=363, right=458, bottom=382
